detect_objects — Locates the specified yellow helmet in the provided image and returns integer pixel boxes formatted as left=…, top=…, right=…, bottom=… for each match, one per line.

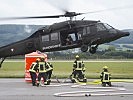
left=36, top=58, right=41, bottom=61
left=41, top=56, right=45, bottom=58
left=75, top=55, right=79, bottom=58
left=103, top=66, right=108, bottom=69
left=40, top=56, right=45, bottom=61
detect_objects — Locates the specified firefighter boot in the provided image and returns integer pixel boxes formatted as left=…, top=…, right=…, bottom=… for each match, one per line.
left=47, top=80, right=51, bottom=85
left=83, top=78, right=87, bottom=82
left=36, top=81, right=40, bottom=87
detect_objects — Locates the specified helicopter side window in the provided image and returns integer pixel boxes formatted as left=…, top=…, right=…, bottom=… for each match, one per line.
left=51, top=32, right=58, bottom=41
left=86, top=27, right=90, bottom=34
left=70, top=34, right=76, bottom=41
left=83, top=27, right=90, bottom=35
left=42, top=35, right=49, bottom=42
left=66, top=34, right=73, bottom=45
left=96, top=23, right=106, bottom=31
left=77, top=32, right=82, bottom=40
left=83, top=28, right=87, bottom=35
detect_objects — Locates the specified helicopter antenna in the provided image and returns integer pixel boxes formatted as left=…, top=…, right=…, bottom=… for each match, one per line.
left=81, top=17, right=85, bottom=20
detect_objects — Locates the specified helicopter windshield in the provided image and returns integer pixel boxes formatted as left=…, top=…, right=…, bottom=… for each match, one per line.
left=103, top=23, right=114, bottom=29
left=103, top=23, right=117, bottom=33
left=96, top=23, right=117, bottom=34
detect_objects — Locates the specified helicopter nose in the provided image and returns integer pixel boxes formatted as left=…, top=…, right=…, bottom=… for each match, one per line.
left=123, top=32, right=130, bottom=36
left=120, top=31, right=130, bottom=37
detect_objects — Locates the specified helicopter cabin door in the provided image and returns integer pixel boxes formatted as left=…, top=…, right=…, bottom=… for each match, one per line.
left=41, top=32, right=60, bottom=51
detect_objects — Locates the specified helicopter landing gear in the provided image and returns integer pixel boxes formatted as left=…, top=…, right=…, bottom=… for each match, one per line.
left=0, top=57, right=6, bottom=68
left=81, top=45, right=88, bottom=52
left=89, top=45, right=98, bottom=54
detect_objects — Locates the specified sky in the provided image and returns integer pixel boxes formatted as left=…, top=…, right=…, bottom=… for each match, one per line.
left=0, top=0, right=133, bottom=29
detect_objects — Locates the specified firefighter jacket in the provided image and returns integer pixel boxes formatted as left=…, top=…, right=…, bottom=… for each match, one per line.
left=45, top=62, right=53, bottom=72
left=73, top=60, right=84, bottom=71
left=38, top=62, right=46, bottom=73
left=29, top=62, right=38, bottom=73
left=100, top=71, right=111, bottom=82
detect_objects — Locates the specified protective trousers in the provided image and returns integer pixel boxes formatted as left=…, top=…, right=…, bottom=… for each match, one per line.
left=38, top=72, right=47, bottom=83
left=29, top=71, right=37, bottom=86
left=46, top=70, right=52, bottom=79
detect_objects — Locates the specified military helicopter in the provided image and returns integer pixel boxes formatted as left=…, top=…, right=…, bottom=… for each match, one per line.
left=0, top=9, right=130, bottom=67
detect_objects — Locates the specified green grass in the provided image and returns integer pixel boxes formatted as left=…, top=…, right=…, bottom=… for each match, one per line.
left=52, top=61, right=133, bottom=79
left=85, top=62, right=133, bottom=79
left=0, top=60, right=133, bottom=78
left=0, top=62, right=25, bottom=78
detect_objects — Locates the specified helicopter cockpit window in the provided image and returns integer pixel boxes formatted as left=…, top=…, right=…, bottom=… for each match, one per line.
left=103, top=23, right=113, bottom=29
left=42, top=35, right=49, bottom=42
left=103, top=23, right=117, bottom=33
left=51, top=32, right=58, bottom=41
left=96, top=23, right=106, bottom=31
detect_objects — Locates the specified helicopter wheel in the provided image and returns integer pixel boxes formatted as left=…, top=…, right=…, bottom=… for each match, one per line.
left=89, top=47, right=97, bottom=54
left=81, top=45, right=88, bottom=52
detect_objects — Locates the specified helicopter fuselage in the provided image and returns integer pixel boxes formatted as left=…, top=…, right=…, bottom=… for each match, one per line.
left=0, top=20, right=130, bottom=58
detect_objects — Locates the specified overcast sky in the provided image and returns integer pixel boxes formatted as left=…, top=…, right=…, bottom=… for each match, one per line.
left=0, top=0, right=133, bottom=29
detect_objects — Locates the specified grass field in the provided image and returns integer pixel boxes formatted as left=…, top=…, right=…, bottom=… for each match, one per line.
left=0, top=60, right=133, bottom=79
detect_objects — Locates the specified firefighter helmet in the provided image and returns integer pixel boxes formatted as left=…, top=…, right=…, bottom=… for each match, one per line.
left=103, top=66, right=108, bottom=69
left=36, top=58, right=41, bottom=62
left=40, top=56, right=45, bottom=61
left=75, top=55, right=80, bottom=60
left=75, top=55, right=79, bottom=58
left=41, top=56, right=45, bottom=59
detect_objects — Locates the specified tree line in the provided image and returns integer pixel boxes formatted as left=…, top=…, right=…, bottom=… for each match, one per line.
left=47, top=46, right=133, bottom=60
left=9, top=46, right=133, bottom=60
left=47, top=50, right=133, bottom=60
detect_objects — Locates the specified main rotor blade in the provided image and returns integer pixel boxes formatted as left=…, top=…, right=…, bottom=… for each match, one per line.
left=0, top=15, right=63, bottom=20
left=0, top=12, right=84, bottom=20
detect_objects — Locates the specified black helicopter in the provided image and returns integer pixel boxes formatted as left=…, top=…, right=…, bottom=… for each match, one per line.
left=0, top=10, right=130, bottom=67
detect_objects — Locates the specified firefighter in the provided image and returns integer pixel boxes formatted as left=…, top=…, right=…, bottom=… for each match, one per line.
left=100, top=66, right=112, bottom=87
left=36, top=57, right=47, bottom=87
left=70, top=55, right=87, bottom=83
left=29, top=58, right=40, bottom=86
left=66, top=35, right=73, bottom=45
left=45, top=61, right=53, bottom=85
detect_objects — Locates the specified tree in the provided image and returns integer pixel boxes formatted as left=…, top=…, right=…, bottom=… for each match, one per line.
left=107, top=46, right=116, bottom=51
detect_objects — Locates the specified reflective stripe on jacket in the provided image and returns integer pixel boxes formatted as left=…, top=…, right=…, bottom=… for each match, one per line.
left=29, top=62, right=37, bottom=72
left=45, top=62, right=53, bottom=72
left=38, top=62, right=46, bottom=73
left=102, top=72, right=111, bottom=82
left=73, top=60, right=83, bottom=70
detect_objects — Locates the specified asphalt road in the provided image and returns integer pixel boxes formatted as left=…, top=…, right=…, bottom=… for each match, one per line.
left=0, top=78, right=133, bottom=100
